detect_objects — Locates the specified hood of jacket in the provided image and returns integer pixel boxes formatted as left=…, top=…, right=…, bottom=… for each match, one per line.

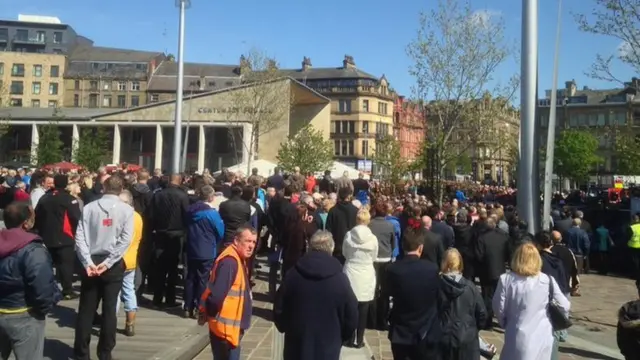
left=0, top=228, right=40, bottom=258
left=440, top=272, right=466, bottom=300
left=541, top=250, right=565, bottom=272
left=619, top=300, right=640, bottom=329
left=347, top=224, right=376, bottom=246
left=132, top=183, right=151, bottom=194
left=188, top=201, right=214, bottom=222
left=295, top=250, right=343, bottom=281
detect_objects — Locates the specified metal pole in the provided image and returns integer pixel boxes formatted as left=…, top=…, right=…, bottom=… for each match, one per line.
left=542, top=0, right=563, bottom=231
left=171, top=0, right=190, bottom=174
left=517, top=0, right=538, bottom=235
left=181, top=89, right=193, bottom=172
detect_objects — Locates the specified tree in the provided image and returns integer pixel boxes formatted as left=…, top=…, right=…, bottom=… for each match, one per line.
left=0, top=81, right=10, bottom=137
left=553, top=129, right=601, bottom=183
left=371, top=135, right=409, bottom=185
left=613, top=131, right=640, bottom=174
left=224, top=48, right=294, bottom=173
left=576, top=0, right=640, bottom=85
left=276, top=124, right=334, bottom=175
left=74, top=127, right=110, bottom=172
left=407, top=0, right=518, bottom=203
left=35, top=110, right=64, bottom=166
left=456, top=153, right=472, bottom=174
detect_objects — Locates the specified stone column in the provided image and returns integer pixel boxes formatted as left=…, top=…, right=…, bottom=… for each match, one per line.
left=112, top=124, right=121, bottom=164
left=30, top=123, right=39, bottom=165
left=242, top=123, right=253, bottom=165
left=198, top=125, right=206, bottom=172
left=155, top=124, right=163, bottom=170
left=71, top=124, right=80, bottom=162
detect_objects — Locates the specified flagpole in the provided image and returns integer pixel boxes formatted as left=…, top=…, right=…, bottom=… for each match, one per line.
left=172, top=0, right=190, bottom=173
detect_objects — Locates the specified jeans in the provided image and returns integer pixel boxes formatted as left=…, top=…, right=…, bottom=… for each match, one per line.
left=0, top=312, right=45, bottom=360
left=554, top=292, right=570, bottom=342
left=210, top=332, right=241, bottom=360
left=551, top=330, right=560, bottom=360
left=183, top=259, right=214, bottom=312
left=117, top=270, right=138, bottom=313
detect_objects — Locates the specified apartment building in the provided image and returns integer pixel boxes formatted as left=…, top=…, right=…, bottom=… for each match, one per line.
left=63, top=46, right=165, bottom=108
left=279, top=55, right=394, bottom=170
left=538, top=78, right=640, bottom=178
left=394, top=96, right=426, bottom=162
left=0, top=14, right=83, bottom=54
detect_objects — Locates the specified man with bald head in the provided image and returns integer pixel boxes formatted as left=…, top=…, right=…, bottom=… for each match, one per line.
left=149, top=173, right=190, bottom=308
left=419, top=215, right=444, bottom=266
left=551, top=229, right=580, bottom=297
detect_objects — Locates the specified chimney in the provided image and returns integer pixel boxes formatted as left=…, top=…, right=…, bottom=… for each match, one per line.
left=343, top=55, right=356, bottom=69
left=302, top=56, right=312, bottom=71
left=565, top=79, right=576, bottom=96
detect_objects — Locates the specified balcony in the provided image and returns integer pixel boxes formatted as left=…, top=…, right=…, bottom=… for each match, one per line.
left=12, top=36, right=46, bottom=46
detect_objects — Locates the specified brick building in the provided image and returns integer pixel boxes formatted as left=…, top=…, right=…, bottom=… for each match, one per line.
left=393, top=95, right=425, bottom=162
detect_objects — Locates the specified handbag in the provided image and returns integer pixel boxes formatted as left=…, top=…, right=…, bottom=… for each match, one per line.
left=547, top=275, right=572, bottom=330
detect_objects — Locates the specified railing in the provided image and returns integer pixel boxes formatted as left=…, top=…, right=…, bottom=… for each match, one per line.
left=13, top=36, right=46, bottom=45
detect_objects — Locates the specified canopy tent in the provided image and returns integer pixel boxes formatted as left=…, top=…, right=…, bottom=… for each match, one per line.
left=42, top=161, right=82, bottom=172
left=328, top=161, right=368, bottom=180
left=218, top=159, right=278, bottom=177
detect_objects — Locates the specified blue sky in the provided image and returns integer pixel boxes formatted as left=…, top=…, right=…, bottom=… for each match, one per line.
left=0, top=0, right=635, bottom=97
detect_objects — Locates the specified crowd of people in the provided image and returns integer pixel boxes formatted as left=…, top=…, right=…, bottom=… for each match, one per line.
left=0, top=164, right=636, bottom=360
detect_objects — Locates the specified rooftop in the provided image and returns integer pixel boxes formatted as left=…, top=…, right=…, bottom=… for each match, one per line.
left=69, top=46, right=164, bottom=62
left=0, top=108, right=115, bottom=120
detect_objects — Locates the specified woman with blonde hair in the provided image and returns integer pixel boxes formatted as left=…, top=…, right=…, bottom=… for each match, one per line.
left=437, top=248, right=491, bottom=359
left=66, top=182, right=84, bottom=210
left=493, top=242, right=570, bottom=360
left=342, top=208, right=378, bottom=348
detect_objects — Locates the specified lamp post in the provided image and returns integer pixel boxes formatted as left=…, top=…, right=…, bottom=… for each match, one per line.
left=172, top=0, right=191, bottom=174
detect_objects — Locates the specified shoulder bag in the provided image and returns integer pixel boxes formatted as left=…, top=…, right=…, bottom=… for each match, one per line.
left=547, top=275, right=572, bottom=330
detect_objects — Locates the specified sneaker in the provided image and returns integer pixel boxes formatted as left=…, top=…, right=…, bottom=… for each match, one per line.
left=63, top=292, right=79, bottom=300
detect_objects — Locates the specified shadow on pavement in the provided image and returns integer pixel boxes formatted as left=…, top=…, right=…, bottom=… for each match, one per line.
left=49, top=303, right=77, bottom=328
left=252, top=306, right=273, bottom=322
left=44, top=338, right=73, bottom=359
left=559, top=346, right=621, bottom=360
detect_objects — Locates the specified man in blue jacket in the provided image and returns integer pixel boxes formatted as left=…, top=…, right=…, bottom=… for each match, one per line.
left=0, top=201, right=60, bottom=360
left=184, top=185, right=224, bottom=319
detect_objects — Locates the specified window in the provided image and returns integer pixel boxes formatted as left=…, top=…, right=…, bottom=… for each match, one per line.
left=617, top=112, right=627, bottom=125
left=0, top=62, right=3, bottom=75
left=597, top=113, right=606, bottom=126
left=332, top=120, right=355, bottom=134
left=32, top=82, right=41, bottom=95
left=53, top=32, right=63, bottom=44
left=540, top=115, right=547, bottom=127
left=10, top=99, right=22, bottom=107
left=378, top=102, right=388, bottom=115
left=10, top=81, right=23, bottom=94
left=48, top=100, right=57, bottom=108
left=362, top=99, right=369, bottom=112
left=89, top=94, right=98, bottom=108
left=31, top=99, right=40, bottom=108
left=74, top=80, right=80, bottom=90
left=103, top=81, right=110, bottom=90
left=92, top=63, right=100, bottom=70
left=90, top=80, right=98, bottom=91
left=117, top=95, right=126, bottom=108
left=118, top=81, right=127, bottom=91
left=15, top=29, right=28, bottom=41
left=36, top=31, right=45, bottom=42
left=32, top=65, right=42, bottom=77
left=131, top=95, right=140, bottom=107
left=362, top=121, right=369, bottom=134
left=150, top=94, right=159, bottom=103
left=131, top=81, right=140, bottom=91
left=588, top=114, right=597, bottom=126
left=334, top=140, right=355, bottom=156
left=338, top=99, right=351, bottom=113
left=103, top=95, right=112, bottom=107
left=578, top=114, right=587, bottom=126
left=11, top=64, right=25, bottom=77
left=49, top=83, right=58, bottom=95
left=569, top=115, right=577, bottom=127
left=73, top=94, right=79, bottom=107
left=50, top=65, right=59, bottom=77
left=208, top=81, right=216, bottom=87
left=362, top=140, right=369, bottom=157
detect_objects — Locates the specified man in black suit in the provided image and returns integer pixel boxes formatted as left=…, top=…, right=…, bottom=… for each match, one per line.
left=385, top=228, right=440, bottom=359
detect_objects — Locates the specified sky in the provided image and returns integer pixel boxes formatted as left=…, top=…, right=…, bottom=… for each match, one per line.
left=0, top=0, right=635, bottom=98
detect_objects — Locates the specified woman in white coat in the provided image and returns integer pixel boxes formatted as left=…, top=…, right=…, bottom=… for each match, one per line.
left=343, top=208, right=378, bottom=348
left=493, top=242, right=570, bottom=360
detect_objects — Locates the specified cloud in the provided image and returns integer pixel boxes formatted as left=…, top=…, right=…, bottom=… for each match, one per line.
left=469, top=9, right=502, bottom=28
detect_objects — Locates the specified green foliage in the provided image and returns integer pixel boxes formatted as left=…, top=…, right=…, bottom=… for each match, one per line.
left=276, top=125, right=334, bottom=175
left=74, top=127, right=110, bottom=172
left=456, top=153, right=472, bottom=174
left=613, top=131, right=640, bottom=174
left=553, top=130, right=602, bottom=182
left=371, top=135, right=408, bottom=183
left=35, top=116, right=64, bottom=166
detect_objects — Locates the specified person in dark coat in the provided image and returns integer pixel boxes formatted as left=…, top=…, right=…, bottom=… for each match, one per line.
left=453, top=212, right=475, bottom=280
left=385, top=226, right=441, bottom=359
left=281, top=203, right=317, bottom=276
left=617, top=289, right=640, bottom=360
left=438, top=248, right=487, bottom=360
left=325, top=187, right=358, bottom=264
left=474, top=217, right=509, bottom=329
left=274, top=230, right=358, bottom=360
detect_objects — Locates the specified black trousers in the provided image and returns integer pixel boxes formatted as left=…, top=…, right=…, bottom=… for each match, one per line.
left=631, top=249, right=640, bottom=292
left=152, top=232, right=183, bottom=305
left=391, top=343, right=438, bottom=360
left=49, top=245, right=76, bottom=295
left=350, top=301, right=371, bottom=346
left=480, top=278, right=499, bottom=329
left=183, top=259, right=213, bottom=312
left=368, top=261, right=390, bottom=331
left=73, top=257, right=124, bottom=360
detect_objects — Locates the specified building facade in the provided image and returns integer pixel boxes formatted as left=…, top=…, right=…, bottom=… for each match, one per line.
left=393, top=96, right=425, bottom=162
left=0, top=52, right=66, bottom=108
left=0, top=15, right=84, bottom=54
left=63, top=46, right=165, bottom=108
left=538, top=78, right=640, bottom=185
left=0, top=79, right=330, bottom=172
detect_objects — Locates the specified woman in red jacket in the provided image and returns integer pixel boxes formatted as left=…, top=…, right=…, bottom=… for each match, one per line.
left=13, top=181, right=29, bottom=202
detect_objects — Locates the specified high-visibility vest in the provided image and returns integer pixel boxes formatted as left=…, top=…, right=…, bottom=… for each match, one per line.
left=629, top=223, right=640, bottom=249
left=199, top=244, right=247, bottom=347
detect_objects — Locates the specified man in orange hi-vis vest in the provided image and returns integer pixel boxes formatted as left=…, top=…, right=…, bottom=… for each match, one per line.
left=199, top=226, right=257, bottom=359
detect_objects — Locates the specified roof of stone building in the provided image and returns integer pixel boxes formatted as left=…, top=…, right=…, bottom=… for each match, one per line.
left=153, top=61, right=240, bottom=77
left=0, top=107, right=116, bottom=120
left=147, top=61, right=242, bottom=91
left=64, top=61, right=149, bottom=80
left=278, top=66, right=378, bottom=81
left=69, top=45, right=163, bottom=62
